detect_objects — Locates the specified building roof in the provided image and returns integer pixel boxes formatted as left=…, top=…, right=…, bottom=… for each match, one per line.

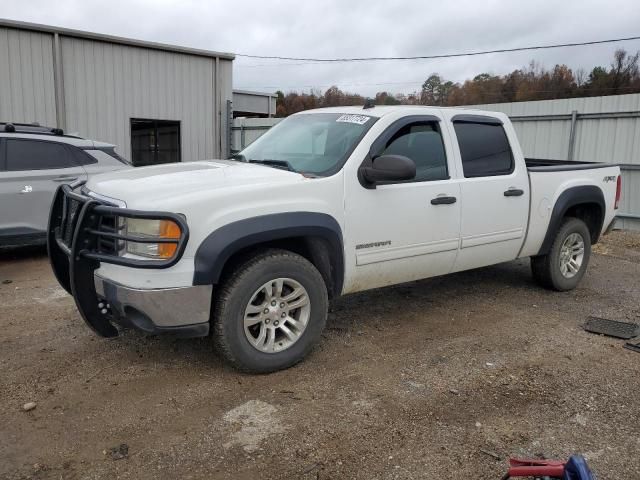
left=0, top=18, right=235, bottom=60
left=233, top=89, right=278, bottom=98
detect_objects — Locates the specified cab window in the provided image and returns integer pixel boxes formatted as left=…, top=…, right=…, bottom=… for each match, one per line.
left=381, top=122, right=448, bottom=182
left=453, top=122, right=514, bottom=177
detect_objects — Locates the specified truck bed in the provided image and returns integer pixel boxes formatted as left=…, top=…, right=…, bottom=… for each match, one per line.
left=525, top=158, right=613, bottom=172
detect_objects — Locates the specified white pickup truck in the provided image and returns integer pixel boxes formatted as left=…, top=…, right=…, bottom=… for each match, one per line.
left=48, top=106, right=621, bottom=372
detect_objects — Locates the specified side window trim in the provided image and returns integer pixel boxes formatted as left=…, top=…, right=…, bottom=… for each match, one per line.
left=451, top=120, right=515, bottom=178
left=369, top=115, right=441, bottom=156
left=451, top=114, right=503, bottom=125
left=5, top=138, right=82, bottom=171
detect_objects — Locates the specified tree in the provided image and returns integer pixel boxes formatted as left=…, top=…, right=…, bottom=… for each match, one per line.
left=421, top=74, right=443, bottom=105
left=609, top=49, right=640, bottom=94
left=375, top=91, right=401, bottom=105
left=271, top=49, right=640, bottom=116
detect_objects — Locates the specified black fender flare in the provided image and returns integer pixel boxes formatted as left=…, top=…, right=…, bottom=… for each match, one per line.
left=193, top=212, right=344, bottom=295
left=537, top=185, right=605, bottom=256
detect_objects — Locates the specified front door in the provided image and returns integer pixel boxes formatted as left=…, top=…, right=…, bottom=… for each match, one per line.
left=0, top=138, right=87, bottom=240
left=343, top=116, right=461, bottom=293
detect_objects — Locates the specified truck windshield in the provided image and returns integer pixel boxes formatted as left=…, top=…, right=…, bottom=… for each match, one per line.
left=236, top=113, right=375, bottom=176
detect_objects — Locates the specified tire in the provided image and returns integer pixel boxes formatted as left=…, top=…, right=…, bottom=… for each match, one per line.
left=531, top=217, right=592, bottom=291
left=212, top=249, right=328, bottom=373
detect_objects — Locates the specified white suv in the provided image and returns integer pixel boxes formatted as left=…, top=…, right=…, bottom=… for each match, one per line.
left=0, top=122, right=129, bottom=247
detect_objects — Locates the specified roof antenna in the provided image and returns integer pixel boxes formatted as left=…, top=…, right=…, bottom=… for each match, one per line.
left=363, top=98, right=375, bottom=109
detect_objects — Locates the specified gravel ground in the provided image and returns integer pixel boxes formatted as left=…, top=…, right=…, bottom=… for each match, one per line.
left=1, top=231, right=639, bottom=480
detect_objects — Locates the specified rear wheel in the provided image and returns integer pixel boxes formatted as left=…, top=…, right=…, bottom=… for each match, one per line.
left=212, top=249, right=328, bottom=373
left=531, top=217, right=591, bottom=291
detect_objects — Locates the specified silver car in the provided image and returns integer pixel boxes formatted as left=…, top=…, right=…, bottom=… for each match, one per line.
left=0, top=123, right=130, bottom=247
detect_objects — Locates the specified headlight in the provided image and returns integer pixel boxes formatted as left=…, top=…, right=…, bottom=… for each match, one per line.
left=124, top=218, right=181, bottom=259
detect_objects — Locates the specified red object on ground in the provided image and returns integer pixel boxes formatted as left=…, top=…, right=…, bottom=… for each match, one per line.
left=507, top=458, right=566, bottom=477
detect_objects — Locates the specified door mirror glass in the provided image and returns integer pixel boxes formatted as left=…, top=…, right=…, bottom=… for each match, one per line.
left=361, top=154, right=416, bottom=185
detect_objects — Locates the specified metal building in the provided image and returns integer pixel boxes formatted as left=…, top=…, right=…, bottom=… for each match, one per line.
left=232, top=90, right=277, bottom=118
left=0, top=19, right=234, bottom=165
left=472, top=94, right=640, bottom=230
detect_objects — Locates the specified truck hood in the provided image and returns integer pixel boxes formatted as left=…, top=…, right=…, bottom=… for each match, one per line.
left=85, top=160, right=305, bottom=208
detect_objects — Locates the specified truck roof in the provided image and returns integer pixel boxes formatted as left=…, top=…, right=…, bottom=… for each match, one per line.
left=296, top=105, right=505, bottom=119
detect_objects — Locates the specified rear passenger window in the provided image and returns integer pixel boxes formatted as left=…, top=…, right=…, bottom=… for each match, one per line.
left=382, top=122, right=448, bottom=182
left=453, top=122, right=513, bottom=177
left=6, top=139, right=76, bottom=171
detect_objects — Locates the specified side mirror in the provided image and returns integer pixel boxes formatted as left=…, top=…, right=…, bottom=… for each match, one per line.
left=361, top=154, right=416, bottom=185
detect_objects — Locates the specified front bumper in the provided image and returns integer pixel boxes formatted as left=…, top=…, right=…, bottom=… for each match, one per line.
left=47, top=183, right=209, bottom=338
left=94, top=275, right=211, bottom=337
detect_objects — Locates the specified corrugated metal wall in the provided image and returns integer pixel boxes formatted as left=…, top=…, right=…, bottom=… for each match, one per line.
left=472, top=94, right=640, bottom=229
left=0, top=27, right=57, bottom=126
left=217, top=59, right=233, bottom=158
left=472, top=94, right=640, bottom=162
left=233, top=90, right=276, bottom=117
left=0, top=22, right=233, bottom=162
left=61, top=36, right=223, bottom=162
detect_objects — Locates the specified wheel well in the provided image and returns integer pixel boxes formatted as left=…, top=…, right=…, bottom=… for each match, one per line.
left=564, top=203, right=604, bottom=244
left=218, top=236, right=341, bottom=298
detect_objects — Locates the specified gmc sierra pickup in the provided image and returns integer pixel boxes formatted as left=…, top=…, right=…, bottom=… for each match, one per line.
left=48, top=106, right=621, bottom=372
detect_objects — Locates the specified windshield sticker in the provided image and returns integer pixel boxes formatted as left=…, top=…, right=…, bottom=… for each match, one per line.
left=336, top=114, right=371, bottom=125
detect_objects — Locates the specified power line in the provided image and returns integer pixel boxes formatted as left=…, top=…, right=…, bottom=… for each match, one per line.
left=236, top=79, right=429, bottom=90
left=235, top=84, right=640, bottom=96
left=235, top=35, right=640, bottom=63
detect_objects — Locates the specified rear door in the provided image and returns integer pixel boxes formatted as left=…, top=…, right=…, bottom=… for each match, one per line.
left=443, top=114, right=530, bottom=272
left=0, top=138, right=87, bottom=239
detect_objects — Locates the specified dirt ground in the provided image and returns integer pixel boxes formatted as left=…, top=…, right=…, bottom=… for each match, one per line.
left=1, top=231, right=640, bottom=480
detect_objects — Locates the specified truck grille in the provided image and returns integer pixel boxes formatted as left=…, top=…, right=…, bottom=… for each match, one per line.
left=95, top=214, right=123, bottom=255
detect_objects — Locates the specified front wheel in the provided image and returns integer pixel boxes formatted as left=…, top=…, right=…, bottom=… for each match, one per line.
left=212, top=249, right=328, bottom=373
left=531, top=217, right=592, bottom=291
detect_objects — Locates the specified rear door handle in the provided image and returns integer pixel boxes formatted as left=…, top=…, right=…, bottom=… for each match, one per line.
left=504, top=188, right=524, bottom=197
left=431, top=196, right=457, bottom=205
left=53, top=176, right=78, bottom=183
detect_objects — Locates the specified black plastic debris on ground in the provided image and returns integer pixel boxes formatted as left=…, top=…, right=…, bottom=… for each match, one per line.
left=583, top=316, right=640, bottom=340
left=107, top=444, right=129, bottom=460
left=623, top=341, right=640, bottom=353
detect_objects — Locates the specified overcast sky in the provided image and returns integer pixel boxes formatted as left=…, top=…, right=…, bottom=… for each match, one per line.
left=3, top=0, right=640, bottom=96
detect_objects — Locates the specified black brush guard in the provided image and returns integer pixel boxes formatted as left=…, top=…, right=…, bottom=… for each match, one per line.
left=47, top=183, right=189, bottom=337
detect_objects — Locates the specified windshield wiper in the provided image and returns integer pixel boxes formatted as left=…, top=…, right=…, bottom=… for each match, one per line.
left=249, top=159, right=295, bottom=172
left=230, top=153, right=247, bottom=162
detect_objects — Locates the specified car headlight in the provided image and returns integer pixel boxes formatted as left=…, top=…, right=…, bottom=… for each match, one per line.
left=124, top=218, right=182, bottom=259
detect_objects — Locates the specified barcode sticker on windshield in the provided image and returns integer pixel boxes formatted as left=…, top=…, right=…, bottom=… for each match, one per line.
left=336, top=114, right=370, bottom=125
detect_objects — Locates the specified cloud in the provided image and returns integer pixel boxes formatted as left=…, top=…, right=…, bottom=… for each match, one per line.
left=3, top=0, right=640, bottom=95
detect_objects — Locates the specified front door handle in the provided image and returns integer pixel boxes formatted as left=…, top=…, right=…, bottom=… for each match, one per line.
left=504, top=188, right=524, bottom=197
left=431, top=196, right=457, bottom=205
left=53, top=176, right=78, bottom=183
